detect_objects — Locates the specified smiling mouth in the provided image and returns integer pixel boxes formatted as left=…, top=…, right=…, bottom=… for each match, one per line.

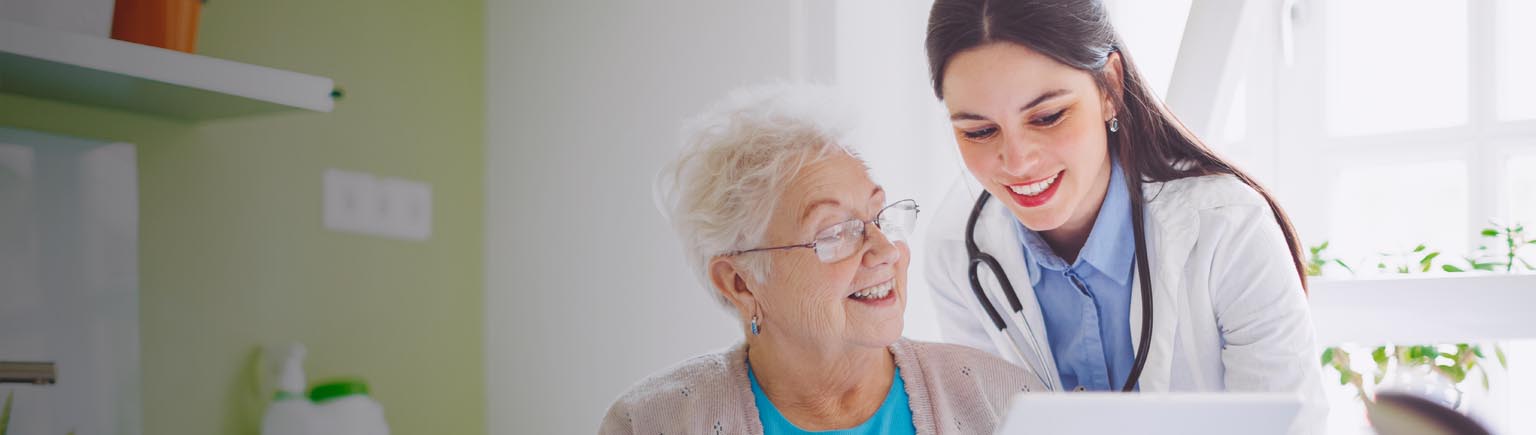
left=1006, top=171, right=1062, bottom=196
left=848, top=279, right=895, bottom=301
left=1001, top=169, right=1065, bottom=208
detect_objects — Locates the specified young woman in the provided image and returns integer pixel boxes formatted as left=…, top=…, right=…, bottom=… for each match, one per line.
left=920, top=0, right=1325, bottom=431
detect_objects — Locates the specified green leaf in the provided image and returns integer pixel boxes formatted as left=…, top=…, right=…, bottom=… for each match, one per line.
left=1497, top=345, right=1508, bottom=368
left=1473, top=345, right=1486, bottom=358
left=1473, top=262, right=1497, bottom=271
left=1439, top=364, right=1467, bottom=384
left=1321, top=348, right=1335, bottom=366
left=1483, top=229, right=1500, bottom=237
left=1320, top=241, right=1330, bottom=250
left=1422, top=346, right=1442, bottom=363
left=1335, top=259, right=1356, bottom=274
left=1413, top=244, right=1427, bottom=253
left=1339, top=369, right=1351, bottom=385
left=1, top=390, right=11, bottom=435
left=1420, top=252, right=1440, bottom=265
left=1443, top=264, right=1465, bottom=272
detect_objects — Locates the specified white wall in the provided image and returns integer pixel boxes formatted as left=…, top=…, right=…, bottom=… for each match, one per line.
left=831, top=1, right=957, bottom=342
left=484, top=2, right=833, bottom=433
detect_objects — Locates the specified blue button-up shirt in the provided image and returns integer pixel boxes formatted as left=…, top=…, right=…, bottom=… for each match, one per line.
left=1011, top=162, right=1137, bottom=392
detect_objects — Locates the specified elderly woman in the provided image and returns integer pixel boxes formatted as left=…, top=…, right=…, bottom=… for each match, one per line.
left=600, top=85, right=1044, bottom=435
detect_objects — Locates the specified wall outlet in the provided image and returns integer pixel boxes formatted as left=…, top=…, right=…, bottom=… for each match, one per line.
left=323, top=168, right=432, bottom=241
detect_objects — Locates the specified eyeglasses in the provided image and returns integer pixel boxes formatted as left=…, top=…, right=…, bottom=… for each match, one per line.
left=726, top=199, right=919, bottom=263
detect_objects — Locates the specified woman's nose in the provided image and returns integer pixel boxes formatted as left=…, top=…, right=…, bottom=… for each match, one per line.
left=861, top=224, right=902, bottom=268
left=998, top=130, right=1039, bottom=176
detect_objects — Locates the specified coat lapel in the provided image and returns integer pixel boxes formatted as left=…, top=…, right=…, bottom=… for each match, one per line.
left=1132, top=181, right=1197, bottom=391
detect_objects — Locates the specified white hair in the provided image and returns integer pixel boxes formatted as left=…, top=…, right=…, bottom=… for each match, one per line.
left=656, top=84, right=863, bottom=310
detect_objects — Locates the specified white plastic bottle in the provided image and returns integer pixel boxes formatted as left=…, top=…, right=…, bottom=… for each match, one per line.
left=261, top=343, right=317, bottom=435
left=310, top=378, right=390, bottom=435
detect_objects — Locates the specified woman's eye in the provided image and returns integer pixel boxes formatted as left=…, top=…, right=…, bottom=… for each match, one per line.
left=816, top=222, right=850, bottom=241
left=1031, top=109, right=1067, bottom=126
left=961, top=127, right=997, bottom=140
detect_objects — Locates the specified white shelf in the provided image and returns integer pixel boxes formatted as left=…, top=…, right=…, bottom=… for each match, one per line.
left=0, top=19, right=334, bottom=120
left=1310, top=273, right=1536, bottom=346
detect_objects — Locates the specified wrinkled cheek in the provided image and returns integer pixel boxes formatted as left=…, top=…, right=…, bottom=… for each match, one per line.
left=794, top=286, right=842, bottom=329
left=767, top=269, right=847, bottom=339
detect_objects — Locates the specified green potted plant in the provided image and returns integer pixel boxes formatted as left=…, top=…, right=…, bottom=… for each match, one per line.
left=1313, top=221, right=1532, bottom=408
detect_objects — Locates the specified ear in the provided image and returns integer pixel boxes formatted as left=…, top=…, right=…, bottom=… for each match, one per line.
left=1101, top=51, right=1126, bottom=120
left=708, top=256, right=758, bottom=319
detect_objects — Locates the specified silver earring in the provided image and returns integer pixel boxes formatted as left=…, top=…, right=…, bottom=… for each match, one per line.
left=1108, top=117, right=1120, bottom=133
left=750, top=314, right=761, bottom=336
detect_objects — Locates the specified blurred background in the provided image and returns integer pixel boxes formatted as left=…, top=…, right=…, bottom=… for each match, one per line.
left=1, top=0, right=1534, bottom=434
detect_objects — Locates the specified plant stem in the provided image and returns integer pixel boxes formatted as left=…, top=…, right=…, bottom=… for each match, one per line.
left=1508, top=226, right=1516, bottom=272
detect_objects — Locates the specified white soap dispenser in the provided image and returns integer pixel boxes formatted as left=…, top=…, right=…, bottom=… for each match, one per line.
left=262, top=343, right=318, bottom=435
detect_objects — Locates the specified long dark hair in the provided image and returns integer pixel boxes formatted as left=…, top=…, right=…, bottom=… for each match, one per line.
left=926, top=0, right=1309, bottom=292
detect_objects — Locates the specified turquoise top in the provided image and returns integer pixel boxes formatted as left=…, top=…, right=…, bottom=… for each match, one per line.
left=748, top=365, right=916, bottom=435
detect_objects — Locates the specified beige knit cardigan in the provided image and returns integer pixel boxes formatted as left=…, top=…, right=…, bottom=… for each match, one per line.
left=599, top=338, right=1045, bottom=434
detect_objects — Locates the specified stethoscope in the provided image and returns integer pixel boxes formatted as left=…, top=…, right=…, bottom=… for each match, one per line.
left=964, top=190, right=1154, bottom=392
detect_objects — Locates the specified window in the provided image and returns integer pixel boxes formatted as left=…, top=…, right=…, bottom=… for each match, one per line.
left=1323, top=1, right=1468, bottom=137
left=1273, top=0, right=1533, bottom=264
left=1496, top=0, right=1536, bottom=121
left=1265, top=2, right=1536, bottom=433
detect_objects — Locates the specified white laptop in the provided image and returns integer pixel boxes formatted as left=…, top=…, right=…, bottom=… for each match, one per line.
left=995, top=392, right=1304, bottom=435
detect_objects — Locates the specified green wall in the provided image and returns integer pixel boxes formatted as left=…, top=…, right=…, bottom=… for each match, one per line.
left=0, top=1, right=486, bottom=434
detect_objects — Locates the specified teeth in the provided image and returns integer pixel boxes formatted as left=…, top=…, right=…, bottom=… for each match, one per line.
left=850, top=280, right=895, bottom=300
left=1009, top=173, right=1059, bottom=196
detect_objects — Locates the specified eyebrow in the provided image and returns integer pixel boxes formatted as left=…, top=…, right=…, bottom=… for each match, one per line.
left=948, top=89, right=1071, bottom=121
left=799, top=186, right=885, bottom=224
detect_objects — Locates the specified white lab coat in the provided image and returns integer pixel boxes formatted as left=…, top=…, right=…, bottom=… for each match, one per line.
left=923, top=173, right=1328, bottom=433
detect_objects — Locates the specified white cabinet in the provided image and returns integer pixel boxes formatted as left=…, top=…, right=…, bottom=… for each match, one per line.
left=0, top=127, right=140, bottom=435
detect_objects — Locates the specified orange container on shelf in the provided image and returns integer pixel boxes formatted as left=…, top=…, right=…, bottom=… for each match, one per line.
left=110, top=0, right=202, bottom=53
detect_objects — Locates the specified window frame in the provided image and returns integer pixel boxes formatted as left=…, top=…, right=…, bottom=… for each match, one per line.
left=1264, top=0, right=1536, bottom=257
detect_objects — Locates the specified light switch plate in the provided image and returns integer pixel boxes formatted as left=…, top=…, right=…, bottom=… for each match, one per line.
left=378, top=176, right=432, bottom=241
left=323, top=168, right=432, bottom=241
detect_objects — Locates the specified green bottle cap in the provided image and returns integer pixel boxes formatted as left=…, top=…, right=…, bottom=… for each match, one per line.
left=309, top=378, right=371, bottom=403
